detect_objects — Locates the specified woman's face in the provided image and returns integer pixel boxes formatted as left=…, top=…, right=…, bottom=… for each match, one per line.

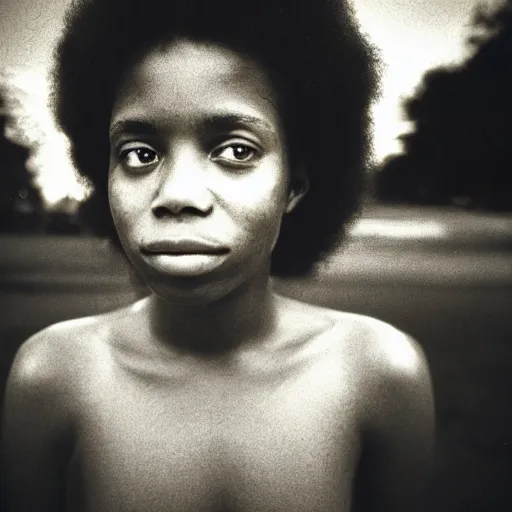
left=108, top=39, right=304, bottom=304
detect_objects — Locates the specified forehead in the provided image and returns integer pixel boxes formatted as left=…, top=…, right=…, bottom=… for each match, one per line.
left=111, top=39, right=281, bottom=130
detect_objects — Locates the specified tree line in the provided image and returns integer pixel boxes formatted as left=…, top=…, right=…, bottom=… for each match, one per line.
left=375, top=0, right=512, bottom=211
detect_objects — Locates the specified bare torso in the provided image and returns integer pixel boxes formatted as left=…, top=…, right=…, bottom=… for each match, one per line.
left=3, top=293, right=433, bottom=512
left=64, top=299, right=365, bottom=512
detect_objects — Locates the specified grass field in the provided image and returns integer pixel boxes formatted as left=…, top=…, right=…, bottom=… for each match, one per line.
left=1, top=206, right=511, bottom=511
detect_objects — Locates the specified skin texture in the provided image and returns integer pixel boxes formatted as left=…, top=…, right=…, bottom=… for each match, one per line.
left=108, top=40, right=305, bottom=307
left=1, top=41, right=434, bottom=512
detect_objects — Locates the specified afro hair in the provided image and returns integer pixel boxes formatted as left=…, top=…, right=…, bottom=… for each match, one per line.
left=52, top=0, right=380, bottom=276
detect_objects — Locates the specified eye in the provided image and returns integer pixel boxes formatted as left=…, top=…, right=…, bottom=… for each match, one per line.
left=118, top=144, right=160, bottom=169
left=211, top=143, right=258, bottom=165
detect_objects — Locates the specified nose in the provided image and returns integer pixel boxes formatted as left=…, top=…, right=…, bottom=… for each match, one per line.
left=151, top=144, right=213, bottom=218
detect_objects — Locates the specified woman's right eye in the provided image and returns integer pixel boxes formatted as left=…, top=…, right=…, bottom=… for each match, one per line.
left=118, top=144, right=160, bottom=169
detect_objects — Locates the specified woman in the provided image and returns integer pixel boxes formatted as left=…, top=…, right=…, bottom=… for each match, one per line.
left=1, top=1, right=434, bottom=510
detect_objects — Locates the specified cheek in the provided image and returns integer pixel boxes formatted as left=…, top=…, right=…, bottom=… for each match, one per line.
left=226, top=169, right=289, bottom=249
left=108, top=171, right=145, bottom=237
left=229, top=155, right=290, bottom=208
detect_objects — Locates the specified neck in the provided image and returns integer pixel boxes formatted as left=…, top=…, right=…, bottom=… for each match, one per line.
left=147, top=273, right=277, bottom=359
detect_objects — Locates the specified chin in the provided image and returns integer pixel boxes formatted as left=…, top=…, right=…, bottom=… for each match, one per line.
left=143, top=273, right=244, bottom=307
left=130, top=248, right=270, bottom=306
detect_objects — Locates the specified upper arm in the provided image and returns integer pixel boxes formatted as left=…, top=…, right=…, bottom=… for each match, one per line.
left=355, top=324, right=435, bottom=512
left=1, top=330, right=75, bottom=512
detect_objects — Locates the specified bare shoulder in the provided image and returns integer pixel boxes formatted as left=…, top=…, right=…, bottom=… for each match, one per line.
left=6, top=301, right=145, bottom=400
left=289, top=300, right=429, bottom=377
left=278, top=295, right=428, bottom=375
left=5, top=327, right=86, bottom=423
left=329, top=310, right=434, bottom=432
left=280, top=296, right=432, bottom=405
left=340, top=312, right=430, bottom=380
left=2, top=316, right=105, bottom=449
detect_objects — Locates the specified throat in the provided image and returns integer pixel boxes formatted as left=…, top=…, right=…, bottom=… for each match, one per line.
left=147, top=284, right=278, bottom=359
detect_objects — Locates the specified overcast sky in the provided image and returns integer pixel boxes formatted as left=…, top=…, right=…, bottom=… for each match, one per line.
left=0, top=0, right=488, bottom=202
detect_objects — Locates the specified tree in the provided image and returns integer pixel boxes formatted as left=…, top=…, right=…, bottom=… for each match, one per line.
left=375, top=0, right=512, bottom=211
left=0, top=90, right=44, bottom=232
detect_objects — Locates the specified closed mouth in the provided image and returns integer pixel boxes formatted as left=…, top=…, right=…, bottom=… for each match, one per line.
left=140, top=239, right=229, bottom=256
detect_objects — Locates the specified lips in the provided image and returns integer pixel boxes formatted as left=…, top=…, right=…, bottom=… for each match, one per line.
left=140, top=238, right=229, bottom=255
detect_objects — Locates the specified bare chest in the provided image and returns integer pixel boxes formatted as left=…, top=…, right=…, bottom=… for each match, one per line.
left=68, top=354, right=361, bottom=512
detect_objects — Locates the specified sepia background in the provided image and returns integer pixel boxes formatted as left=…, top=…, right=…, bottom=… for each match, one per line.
left=1, top=0, right=511, bottom=510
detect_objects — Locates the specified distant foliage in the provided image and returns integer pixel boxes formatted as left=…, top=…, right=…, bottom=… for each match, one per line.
left=375, top=0, right=512, bottom=211
left=0, top=89, right=45, bottom=232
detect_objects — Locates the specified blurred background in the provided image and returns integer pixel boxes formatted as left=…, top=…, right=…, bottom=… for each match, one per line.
left=1, top=0, right=511, bottom=510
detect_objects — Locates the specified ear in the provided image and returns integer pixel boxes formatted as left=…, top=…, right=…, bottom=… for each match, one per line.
left=285, top=174, right=309, bottom=214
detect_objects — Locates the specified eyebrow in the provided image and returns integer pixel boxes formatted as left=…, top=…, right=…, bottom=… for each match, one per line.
left=109, top=120, right=159, bottom=140
left=109, top=113, right=277, bottom=141
left=201, top=113, right=275, bottom=134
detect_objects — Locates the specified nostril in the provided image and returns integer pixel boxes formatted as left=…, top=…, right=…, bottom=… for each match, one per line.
left=153, top=206, right=172, bottom=219
left=152, top=205, right=210, bottom=218
left=153, top=206, right=169, bottom=219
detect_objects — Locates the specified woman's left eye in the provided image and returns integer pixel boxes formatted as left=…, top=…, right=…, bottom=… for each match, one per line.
left=212, top=144, right=258, bottom=164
